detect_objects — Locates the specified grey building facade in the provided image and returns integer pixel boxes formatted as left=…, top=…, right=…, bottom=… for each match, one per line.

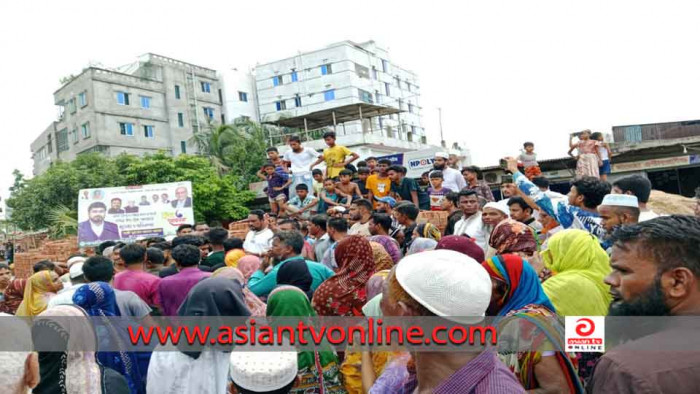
left=31, top=54, right=224, bottom=175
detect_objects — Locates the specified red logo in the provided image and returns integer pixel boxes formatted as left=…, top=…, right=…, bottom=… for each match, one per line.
left=575, top=318, right=595, bottom=337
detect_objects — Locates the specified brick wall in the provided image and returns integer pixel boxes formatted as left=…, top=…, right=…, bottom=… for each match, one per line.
left=12, top=237, right=82, bottom=279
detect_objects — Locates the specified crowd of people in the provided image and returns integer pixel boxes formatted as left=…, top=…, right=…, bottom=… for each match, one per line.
left=0, top=130, right=699, bottom=393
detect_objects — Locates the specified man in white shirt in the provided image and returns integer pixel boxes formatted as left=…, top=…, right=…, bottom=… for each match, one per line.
left=612, top=175, right=660, bottom=222
left=431, top=152, right=466, bottom=192
left=348, top=199, right=373, bottom=236
left=283, top=135, right=321, bottom=196
left=243, top=210, right=274, bottom=257
left=453, top=190, right=489, bottom=252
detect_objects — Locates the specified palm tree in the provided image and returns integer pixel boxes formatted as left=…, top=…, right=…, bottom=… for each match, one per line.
left=47, top=204, right=78, bottom=239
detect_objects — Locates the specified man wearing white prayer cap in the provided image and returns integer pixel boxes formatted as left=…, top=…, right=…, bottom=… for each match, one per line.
left=229, top=349, right=298, bottom=394
left=597, top=194, right=640, bottom=233
left=380, top=250, right=525, bottom=393
left=432, top=152, right=467, bottom=192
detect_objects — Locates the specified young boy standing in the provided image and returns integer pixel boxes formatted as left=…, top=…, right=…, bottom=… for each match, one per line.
left=335, top=169, right=363, bottom=199
left=266, top=147, right=289, bottom=180
left=356, top=167, right=371, bottom=199
left=427, top=171, right=454, bottom=211
left=258, top=162, right=291, bottom=215
left=312, top=169, right=325, bottom=198
left=519, top=142, right=541, bottom=180
left=310, top=131, right=359, bottom=180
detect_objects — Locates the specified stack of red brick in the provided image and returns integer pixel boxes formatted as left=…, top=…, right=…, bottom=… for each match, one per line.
left=228, top=221, right=250, bottom=240
left=13, top=237, right=81, bottom=279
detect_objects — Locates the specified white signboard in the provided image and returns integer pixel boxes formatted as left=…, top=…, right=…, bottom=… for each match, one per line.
left=404, top=147, right=442, bottom=178
left=77, top=182, right=194, bottom=247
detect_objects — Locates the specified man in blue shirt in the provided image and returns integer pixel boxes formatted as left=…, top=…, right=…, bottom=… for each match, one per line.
left=248, top=231, right=334, bottom=297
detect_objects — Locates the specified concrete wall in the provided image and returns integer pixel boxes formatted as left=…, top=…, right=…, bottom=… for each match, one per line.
left=220, top=68, right=259, bottom=122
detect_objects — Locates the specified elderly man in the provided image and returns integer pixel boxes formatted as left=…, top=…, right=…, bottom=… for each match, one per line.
left=171, top=186, right=192, bottom=208
left=589, top=216, right=700, bottom=393
left=380, top=250, right=525, bottom=393
left=432, top=152, right=466, bottom=192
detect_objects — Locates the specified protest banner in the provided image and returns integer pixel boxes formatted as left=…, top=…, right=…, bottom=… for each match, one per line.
left=77, top=182, right=194, bottom=247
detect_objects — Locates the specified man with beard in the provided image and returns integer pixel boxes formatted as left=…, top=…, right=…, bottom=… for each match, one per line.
left=431, top=152, right=466, bottom=192
left=242, top=210, right=274, bottom=257
left=589, top=216, right=700, bottom=393
left=78, top=202, right=121, bottom=243
left=597, top=194, right=640, bottom=235
left=348, top=198, right=373, bottom=236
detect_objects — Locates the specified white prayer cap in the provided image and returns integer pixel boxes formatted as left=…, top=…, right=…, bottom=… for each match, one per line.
left=229, top=349, right=298, bottom=392
left=435, top=151, right=449, bottom=159
left=102, top=247, right=115, bottom=258
left=395, top=249, right=492, bottom=324
left=601, top=194, right=639, bottom=208
left=67, top=256, right=86, bottom=269
left=69, top=262, right=84, bottom=279
left=483, top=201, right=510, bottom=217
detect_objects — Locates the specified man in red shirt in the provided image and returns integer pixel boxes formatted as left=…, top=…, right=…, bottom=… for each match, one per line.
left=114, top=243, right=161, bottom=308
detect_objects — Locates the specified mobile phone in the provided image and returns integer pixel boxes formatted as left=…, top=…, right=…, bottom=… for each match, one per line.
left=502, top=175, right=514, bottom=184
left=499, top=159, right=508, bottom=169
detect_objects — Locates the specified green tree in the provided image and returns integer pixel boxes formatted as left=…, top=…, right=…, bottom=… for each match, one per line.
left=6, top=152, right=254, bottom=231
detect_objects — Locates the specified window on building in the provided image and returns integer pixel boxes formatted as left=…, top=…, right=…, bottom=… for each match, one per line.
left=355, top=64, right=369, bottom=78
left=68, top=99, right=77, bottom=114
left=372, top=66, right=378, bottom=80
left=140, top=96, right=151, bottom=109
left=47, top=134, right=53, bottom=153
left=378, top=116, right=384, bottom=129
left=119, top=122, right=134, bottom=136
left=382, top=59, right=389, bottom=72
left=385, top=82, right=391, bottom=96
left=406, top=82, right=411, bottom=92
left=276, top=100, right=287, bottom=111
left=321, top=64, right=332, bottom=75
left=175, top=85, right=181, bottom=99
left=220, top=113, right=225, bottom=124
left=203, top=107, right=214, bottom=120
left=398, top=99, right=404, bottom=110
left=78, top=91, right=87, bottom=107
left=375, top=90, right=381, bottom=104
left=395, top=76, right=401, bottom=88
left=117, top=92, right=130, bottom=105
left=273, top=75, right=283, bottom=86
left=177, top=112, right=184, bottom=127
left=358, top=89, right=373, bottom=104
left=81, top=122, right=91, bottom=139
left=144, top=125, right=155, bottom=138
left=201, top=81, right=211, bottom=93
left=291, top=70, right=298, bottom=82
left=408, top=103, right=414, bottom=113
left=411, top=125, right=417, bottom=135
left=57, top=129, right=69, bottom=152
left=180, top=141, right=187, bottom=154
left=324, top=89, right=335, bottom=101
left=71, top=128, right=79, bottom=144
left=238, top=91, right=248, bottom=102
left=294, top=95, right=302, bottom=107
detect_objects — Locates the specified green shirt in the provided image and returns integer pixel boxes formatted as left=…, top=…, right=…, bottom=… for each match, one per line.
left=202, top=250, right=225, bottom=268
left=248, top=256, right=335, bottom=297
left=391, top=178, right=430, bottom=210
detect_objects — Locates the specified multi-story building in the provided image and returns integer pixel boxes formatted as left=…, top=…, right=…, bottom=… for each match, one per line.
left=220, top=67, right=259, bottom=124
left=254, top=40, right=450, bottom=160
left=31, top=54, right=226, bottom=175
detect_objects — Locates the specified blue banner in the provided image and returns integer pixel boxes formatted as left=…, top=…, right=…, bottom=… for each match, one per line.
left=377, top=153, right=404, bottom=165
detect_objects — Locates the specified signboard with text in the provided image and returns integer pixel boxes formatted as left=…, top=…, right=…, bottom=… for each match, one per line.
left=403, top=147, right=442, bottom=178
left=77, top=182, right=194, bottom=247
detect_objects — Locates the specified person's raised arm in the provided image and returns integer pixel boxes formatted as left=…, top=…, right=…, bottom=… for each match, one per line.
left=256, top=168, right=267, bottom=181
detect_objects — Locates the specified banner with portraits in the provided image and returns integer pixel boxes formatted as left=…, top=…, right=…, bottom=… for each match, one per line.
left=77, top=182, right=194, bottom=247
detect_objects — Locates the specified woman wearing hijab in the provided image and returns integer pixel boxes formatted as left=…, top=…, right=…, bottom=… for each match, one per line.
left=540, top=229, right=612, bottom=317
left=412, top=223, right=442, bottom=242
left=32, top=305, right=131, bottom=394
left=16, top=271, right=63, bottom=317
left=147, top=278, right=251, bottom=394
left=73, top=282, right=147, bottom=394
left=236, top=255, right=262, bottom=280
left=482, top=255, right=583, bottom=393
left=266, top=286, right=346, bottom=393
left=0, top=278, right=27, bottom=314
left=369, top=242, right=394, bottom=271
left=368, top=235, right=402, bottom=264
left=406, top=238, right=438, bottom=255
left=211, top=267, right=266, bottom=316
left=489, top=219, right=539, bottom=258
left=275, top=257, right=314, bottom=300
left=312, top=236, right=375, bottom=317
left=435, top=235, right=485, bottom=262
